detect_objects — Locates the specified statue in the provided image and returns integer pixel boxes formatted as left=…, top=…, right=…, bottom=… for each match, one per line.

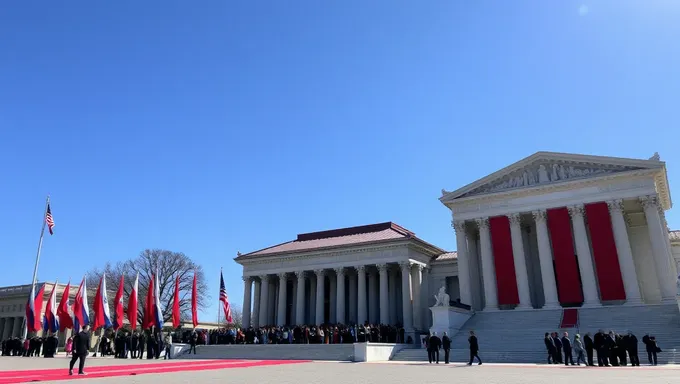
left=537, top=165, right=550, bottom=183
left=433, top=286, right=450, bottom=307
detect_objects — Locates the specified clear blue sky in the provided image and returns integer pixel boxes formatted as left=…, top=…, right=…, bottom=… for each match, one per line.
left=1, top=1, right=679, bottom=321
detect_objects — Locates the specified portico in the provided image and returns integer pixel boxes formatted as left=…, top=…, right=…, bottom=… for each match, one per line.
left=441, top=151, right=677, bottom=311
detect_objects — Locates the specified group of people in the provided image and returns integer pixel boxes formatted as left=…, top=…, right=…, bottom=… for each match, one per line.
left=1, top=335, right=60, bottom=358
left=544, top=330, right=662, bottom=366
left=93, top=329, right=172, bottom=360
left=424, top=330, right=481, bottom=366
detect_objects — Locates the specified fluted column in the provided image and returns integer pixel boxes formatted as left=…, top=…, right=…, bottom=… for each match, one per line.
left=258, top=275, right=270, bottom=326
left=295, top=271, right=306, bottom=325
left=276, top=273, right=288, bottom=325
left=242, top=276, right=253, bottom=328
left=607, top=200, right=642, bottom=304
left=334, top=267, right=346, bottom=324
left=329, top=274, right=337, bottom=323
left=399, top=262, right=414, bottom=331
left=640, top=195, right=677, bottom=301
left=310, top=275, right=317, bottom=324
left=348, top=272, right=357, bottom=324
left=421, top=266, right=430, bottom=328
left=368, top=269, right=378, bottom=323
left=356, top=266, right=367, bottom=325
left=508, top=213, right=532, bottom=309
left=568, top=205, right=600, bottom=306
left=476, top=217, right=498, bottom=311
left=410, top=264, right=423, bottom=328
left=388, top=267, right=398, bottom=325
left=314, top=269, right=325, bottom=324
left=376, top=264, right=389, bottom=325
left=252, top=279, right=261, bottom=328
left=453, top=220, right=473, bottom=306
left=533, top=210, right=560, bottom=308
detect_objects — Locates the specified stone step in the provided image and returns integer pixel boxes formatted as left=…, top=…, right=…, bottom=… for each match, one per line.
left=179, top=344, right=355, bottom=361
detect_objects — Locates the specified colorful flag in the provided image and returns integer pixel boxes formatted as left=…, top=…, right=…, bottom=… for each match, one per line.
left=72, top=277, right=90, bottom=331
left=43, top=281, right=59, bottom=333
left=128, top=273, right=139, bottom=329
left=172, top=275, right=180, bottom=328
left=143, top=274, right=155, bottom=329
left=219, top=271, right=232, bottom=323
left=25, top=283, right=45, bottom=333
left=57, top=281, right=73, bottom=331
left=191, top=273, right=198, bottom=328
left=45, top=204, right=55, bottom=235
left=113, top=275, right=125, bottom=330
left=153, top=271, right=163, bottom=329
left=92, top=275, right=112, bottom=330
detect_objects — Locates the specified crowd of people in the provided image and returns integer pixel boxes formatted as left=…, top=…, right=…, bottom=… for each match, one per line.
left=544, top=330, right=662, bottom=366
left=1, top=335, right=60, bottom=357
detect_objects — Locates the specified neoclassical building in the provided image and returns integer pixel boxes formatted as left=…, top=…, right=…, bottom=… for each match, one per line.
left=236, top=151, right=680, bottom=335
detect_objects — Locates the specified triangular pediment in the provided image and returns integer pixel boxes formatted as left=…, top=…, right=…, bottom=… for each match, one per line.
left=441, top=152, right=665, bottom=202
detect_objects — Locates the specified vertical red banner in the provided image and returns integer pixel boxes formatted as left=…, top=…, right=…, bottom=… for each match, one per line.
left=546, top=207, right=584, bottom=304
left=585, top=202, right=626, bottom=301
left=489, top=216, right=520, bottom=305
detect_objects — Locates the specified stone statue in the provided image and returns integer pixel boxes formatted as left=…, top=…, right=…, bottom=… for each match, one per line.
left=538, top=164, right=550, bottom=183
left=433, top=286, right=450, bottom=307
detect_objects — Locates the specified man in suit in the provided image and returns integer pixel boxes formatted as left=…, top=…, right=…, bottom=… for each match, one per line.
left=544, top=332, right=556, bottom=364
left=626, top=331, right=640, bottom=366
left=69, top=325, right=91, bottom=376
left=442, top=332, right=452, bottom=364
left=427, top=332, right=441, bottom=364
left=468, top=330, right=482, bottom=365
left=584, top=333, right=595, bottom=366
left=561, top=332, right=575, bottom=365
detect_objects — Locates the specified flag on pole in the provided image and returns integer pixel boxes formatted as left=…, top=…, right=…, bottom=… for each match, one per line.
left=72, top=277, right=90, bottom=332
left=43, top=281, right=59, bottom=333
left=143, top=274, right=155, bottom=329
left=219, top=271, right=232, bottom=323
left=45, top=203, right=55, bottom=235
left=57, top=281, right=73, bottom=331
left=153, top=271, right=163, bottom=329
left=191, top=273, right=198, bottom=328
left=128, top=273, right=139, bottom=329
left=172, top=275, right=180, bottom=328
left=92, top=275, right=112, bottom=330
left=25, top=283, right=46, bottom=333
left=113, top=275, right=125, bottom=330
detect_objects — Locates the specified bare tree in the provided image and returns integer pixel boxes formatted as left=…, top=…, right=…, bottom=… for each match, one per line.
left=86, top=249, right=210, bottom=325
left=227, top=306, right=243, bottom=328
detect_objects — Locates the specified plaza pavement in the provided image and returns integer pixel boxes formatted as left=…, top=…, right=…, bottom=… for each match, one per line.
left=1, top=356, right=680, bottom=384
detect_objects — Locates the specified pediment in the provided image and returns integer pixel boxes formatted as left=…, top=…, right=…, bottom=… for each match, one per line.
left=441, top=152, right=665, bottom=202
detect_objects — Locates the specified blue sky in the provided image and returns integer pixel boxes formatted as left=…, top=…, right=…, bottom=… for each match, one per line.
left=1, top=1, right=679, bottom=321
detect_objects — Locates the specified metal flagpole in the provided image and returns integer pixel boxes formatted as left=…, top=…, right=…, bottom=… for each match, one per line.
left=217, top=268, right=222, bottom=326
left=22, top=195, right=50, bottom=340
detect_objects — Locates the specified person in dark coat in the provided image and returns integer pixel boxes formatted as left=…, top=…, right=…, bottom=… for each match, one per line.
left=561, top=332, right=575, bottom=366
left=584, top=333, right=595, bottom=366
left=626, top=331, right=639, bottom=366
left=130, top=332, right=139, bottom=358
left=594, top=330, right=609, bottom=366
left=552, top=332, right=563, bottom=364
left=544, top=333, right=556, bottom=364
left=427, top=332, right=441, bottom=364
left=138, top=332, right=146, bottom=359
left=69, top=325, right=91, bottom=376
left=643, top=334, right=658, bottom=366
left=616, top=333, right=627, bottom=366
left=442, top=332, right=452, bottom=364
left=607, top=332, right=619, bottom=366
left=468, top=330, right=482, bottom=365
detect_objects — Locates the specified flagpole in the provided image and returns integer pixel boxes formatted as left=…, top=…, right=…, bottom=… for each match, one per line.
left=217, top=268, right=222, bottom=326
left=23, top=195, right=50, bottom=340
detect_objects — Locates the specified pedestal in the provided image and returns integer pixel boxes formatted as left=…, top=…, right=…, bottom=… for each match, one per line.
left=429, top=306, right=473, bottom=337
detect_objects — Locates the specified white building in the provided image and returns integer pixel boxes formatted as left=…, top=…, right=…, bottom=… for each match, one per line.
left=236, top=151, right=680, bottom=338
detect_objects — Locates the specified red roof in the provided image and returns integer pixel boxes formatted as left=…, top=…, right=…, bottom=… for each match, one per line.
left=238, top=222, right=445, bottom=258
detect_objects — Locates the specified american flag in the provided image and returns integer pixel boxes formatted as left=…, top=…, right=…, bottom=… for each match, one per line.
left=45, top=204, right=55, bottom=235
left=219, top=271, right=233, bottom=323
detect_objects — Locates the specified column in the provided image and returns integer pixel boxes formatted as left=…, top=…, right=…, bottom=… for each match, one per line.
left=335, top=268, right=346, bottom=324
left=269, top=280, right=277, bottom=325
left=508, top=213, right=532, bottom=309
left=252, top=279, right=261, bottom=328
left=348, top=272, right=357, bottom=324
left=329, top=274, right=337, bottom=323
left=476, top=217, right=498, bottom=310
left=533, top=210, right=560, bottom=308
left=258, top=275, right=270, bottom=326
left=310, top=275, right=317, bottom=324
left=568, top=205, right=601, bottom=306
left=314, top=269, right=325, bottom=324
left=410, top=264, right=422, bottom=328
left=453, top=220, right=473, bottom=306
left=607, top=200, right=643, bottom=304
left=399, top=262, right=414, bottom=331
left=0, top=318, right=6, bottom=341
left=420, top=267, right=430, bottom=329
left=277, top=273, right=288, bottom=326
left=640, top=195, right=677, bottom=300
left=242, top=276, right=252, bottom=328
left=377, top=264, right=389, bottom=325
left=295, top=271, right=306, bottom=325
left=3, top=318, right=14, bottom=340
left=291, top=278, right=298, bottom=325
left=388, top=267, right=398, bottom=325
left=12, top=317, right=21, bottom=338
left=368, top=269, right=378, bottom=323
left=356, top=266, right=367, bottom=325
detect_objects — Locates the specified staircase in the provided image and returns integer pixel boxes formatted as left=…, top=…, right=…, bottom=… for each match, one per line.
left=391, top=304, right=680, bottom=364
left=179, top=344, right=355, bottom=361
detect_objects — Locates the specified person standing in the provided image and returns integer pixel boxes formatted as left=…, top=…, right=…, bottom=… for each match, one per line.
left=467, top=331, right=481, bottom=366
left=130, top=332, right=139, bottom=359
left=562, top=332, right=575, bottom=366
left=573, top=334, right=586, bottom=366
left=643, top=334, right=658, bottom=366
left=552, top=332, right=563, bottom=364
left=626, top=331, right=640, bottom=366
left=583, top=333, right=594, bottom=366
left=442, top=332, right=452, bottom=364
left=164, top=333, right=172, bottom=360
left=190, top=332, right=198, bottom=354
left=427, top=332, right=441, bottom=364
left=544, top=333, right=555, bottom=364
left=69, top=325, right=91, bottom=376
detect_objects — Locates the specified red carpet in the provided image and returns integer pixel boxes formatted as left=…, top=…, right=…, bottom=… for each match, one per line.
left=560, top=308, right=579, bottom=328
left=0, top=359, right=310, bottom=383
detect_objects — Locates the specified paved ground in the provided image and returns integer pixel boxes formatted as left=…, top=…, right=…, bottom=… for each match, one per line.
left=1, top=356, right=680, bottom=384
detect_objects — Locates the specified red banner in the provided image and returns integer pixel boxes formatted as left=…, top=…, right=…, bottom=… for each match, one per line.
left=585, top=202, right=626, bottom=301
left=547, top=207, right=584, bottom=304
left=489, top=216, right=520, bottom=305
